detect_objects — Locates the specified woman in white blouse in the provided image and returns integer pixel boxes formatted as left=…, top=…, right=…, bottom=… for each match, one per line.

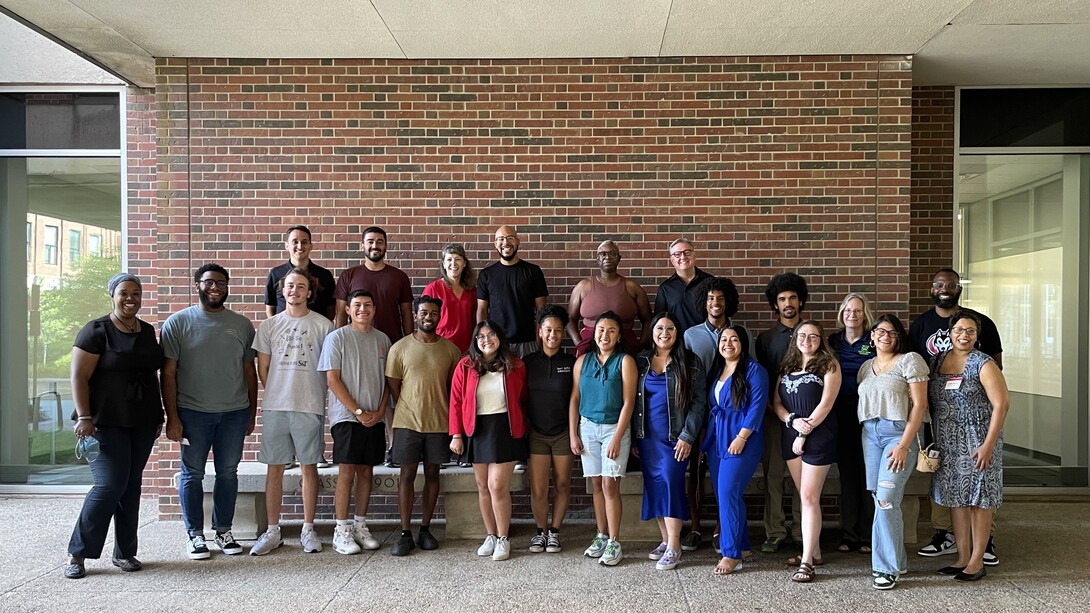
left=855, top=314, right=928, bottom=591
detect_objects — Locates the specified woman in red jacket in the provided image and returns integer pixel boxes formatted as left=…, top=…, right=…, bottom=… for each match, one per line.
left=449, top=320, right=528, bottom=561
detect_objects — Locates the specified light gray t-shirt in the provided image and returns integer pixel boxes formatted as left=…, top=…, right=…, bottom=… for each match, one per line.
left=161, top=305, right=256, bottom=413
left=856, top=352, right=931, bottom=423
left=253, top=310, right=332, bottom=414
left=317, top=325, right=390, bottom=426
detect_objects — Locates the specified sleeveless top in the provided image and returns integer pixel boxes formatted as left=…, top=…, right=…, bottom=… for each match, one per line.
left=580, top=276, right=638, bottom=333
left=578, top=351, right=625, bottom=424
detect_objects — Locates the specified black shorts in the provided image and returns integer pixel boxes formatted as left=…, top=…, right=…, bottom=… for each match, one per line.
left=392, top=428, right=450, bottom=466
left=331, top=421, right=385, bottom=466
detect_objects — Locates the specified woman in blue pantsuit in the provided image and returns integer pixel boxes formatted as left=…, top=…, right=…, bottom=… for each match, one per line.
left=703, top=324, right=768, bottom=575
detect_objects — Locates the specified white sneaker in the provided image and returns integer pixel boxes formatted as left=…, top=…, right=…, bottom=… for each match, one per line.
left=352, top=521, right=380, bottom=550
left=599, top=539, right=623, bottom=566
left=249, top=527, right=283, bottom=556
left=477, top=534, right=497, bottom=557
left=333, top=524, right=361, bottom=555
left=492, top=536, right=511, bottom=561
left=300, top=526, right=323, bottom=553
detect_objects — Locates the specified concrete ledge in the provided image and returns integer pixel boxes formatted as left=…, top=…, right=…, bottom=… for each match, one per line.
left=173, top=462, right=527, bottom=540
left=588, top=464, right=932, bottom=543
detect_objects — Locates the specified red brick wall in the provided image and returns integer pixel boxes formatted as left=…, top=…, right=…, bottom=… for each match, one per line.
left=147, top=56, right=915, bottom=521
left=909, top=86, right=955, bottom=313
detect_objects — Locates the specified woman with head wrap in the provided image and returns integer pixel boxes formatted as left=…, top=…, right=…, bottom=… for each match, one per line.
left=64, top=273, right=164, bottom=578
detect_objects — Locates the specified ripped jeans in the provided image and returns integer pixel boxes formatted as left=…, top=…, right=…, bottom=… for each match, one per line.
left=861, top=418, right=919, bottom=576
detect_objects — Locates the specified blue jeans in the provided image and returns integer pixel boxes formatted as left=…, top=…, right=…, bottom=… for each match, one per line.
left=862, top=418, right=919, bottom=576
left=177, top=407, right=250, bottom=536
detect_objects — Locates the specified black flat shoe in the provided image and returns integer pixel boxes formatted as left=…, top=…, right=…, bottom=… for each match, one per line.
left=955, top=567, right=987, bottom=582
left=64, top=557, right=86, bottom=579
left=937, top=565, right=966, bottom=575
left=112, top=556, right=143, bottom=572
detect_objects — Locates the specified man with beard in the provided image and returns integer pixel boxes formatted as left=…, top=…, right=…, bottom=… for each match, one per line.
left=754, top=272, right=807, bottom=553
left=910, top=268, right=1003, bottom=565
left=654, top=238, right=714, bottom=332
left=384, top=296, right=462, bottom=556
left=264, top=225, right=336, bottom=320
left=162, top=263, right=257, bottom=560
left=334, top=226, right=414, bottom=465
left=334, top=226, right=413, bottom=340
left=476, top=225, right=549, bottom=357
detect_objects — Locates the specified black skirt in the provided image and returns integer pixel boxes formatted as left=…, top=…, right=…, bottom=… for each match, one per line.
left=466, top=413, right=528, bottom=464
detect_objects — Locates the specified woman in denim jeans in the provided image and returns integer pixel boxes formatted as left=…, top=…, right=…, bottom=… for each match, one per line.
left=856, top=314, right=929, bottom=590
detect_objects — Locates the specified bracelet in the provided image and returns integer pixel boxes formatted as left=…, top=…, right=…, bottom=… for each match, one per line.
left=77, top=416, right=92, bottom=421
left=735, top=435, right=748, bottom=441
left=785, top=413, right=796, bottom=426
left=796, top=433, right=808, bottom=439
left=451, top=435, right=463, bottom=440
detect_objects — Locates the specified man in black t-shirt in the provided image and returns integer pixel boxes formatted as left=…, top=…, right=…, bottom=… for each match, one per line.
left=476, top=225, right=549, bottom=357
left=264, top=225, right=336, bottom=320
left=910, top=268, right=1003, bottom=566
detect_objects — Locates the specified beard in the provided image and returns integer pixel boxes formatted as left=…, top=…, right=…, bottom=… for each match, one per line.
left=199, top=289, right=228, bottom=309
left=365, top=250, right=386, bottom=263
left=931, top=292, right=959, bottom=309
left=499, top=246, right=518, bottom=262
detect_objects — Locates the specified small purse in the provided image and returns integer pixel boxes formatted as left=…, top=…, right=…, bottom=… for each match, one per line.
left=915, top=426, right=941, bottom=473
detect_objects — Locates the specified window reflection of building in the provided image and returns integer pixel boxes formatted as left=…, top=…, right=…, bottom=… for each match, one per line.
left=25, top=213, right=119, bottom=290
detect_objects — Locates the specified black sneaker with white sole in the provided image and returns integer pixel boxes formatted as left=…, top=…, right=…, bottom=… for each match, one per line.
left=982, top=537, right=999, bottom=566
left=214, top=531, right=244, bottom=555
left=187, top=534, right=211, bottom=560
left=917, top=530, right=957, bottom=557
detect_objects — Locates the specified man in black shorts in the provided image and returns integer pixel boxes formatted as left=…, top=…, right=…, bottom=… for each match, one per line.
left=384, top=296, right=462, bottom=556
left=317, top=290, right=391, bottom=555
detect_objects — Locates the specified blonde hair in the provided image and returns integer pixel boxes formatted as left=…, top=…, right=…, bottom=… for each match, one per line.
left=836, top=292, right=873, bottom=331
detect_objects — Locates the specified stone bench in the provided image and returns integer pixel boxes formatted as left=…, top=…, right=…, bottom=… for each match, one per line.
left=173, top=462, right=527, bottom=540
left=590, top=464, right=931, bottom=543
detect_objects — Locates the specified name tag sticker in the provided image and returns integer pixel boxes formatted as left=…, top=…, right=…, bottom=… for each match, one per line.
left=945, top=377, right=963, bottom=390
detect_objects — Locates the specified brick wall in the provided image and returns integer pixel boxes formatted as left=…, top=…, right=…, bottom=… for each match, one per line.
left=909, top=86, right=955, bottom=313
left=146, top=56, right=916, bottom=522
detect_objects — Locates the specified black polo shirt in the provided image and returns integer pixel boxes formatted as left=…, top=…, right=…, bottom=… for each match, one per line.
left=653, top=267, right=714, bottom=331
left=264, top=260, right=337, bottom=320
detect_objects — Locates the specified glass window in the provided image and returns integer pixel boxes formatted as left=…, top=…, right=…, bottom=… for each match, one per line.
left=43, top=225, right=58, bottom=264
left=68, top=229, right=81, bottom=263
left=0, top=93, right=121, bottom=150
left=89, top=234, right=101, bottom=256
left=26, top=221, right=31, bottom=261
left=960, top=89, right=1090, bottom=148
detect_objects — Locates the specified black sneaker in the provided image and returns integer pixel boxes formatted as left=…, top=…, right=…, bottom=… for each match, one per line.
left=383, top=449, right=399, bottom=468
left=917, top=530, right=957, bottom=557
left=214, top=531, right=244, bottom=555
left=982, top=537, right=999, bottom=566
left=417, top=528, right=439, bottom=551
left=187, top=534, right=211, bottom=560
left=111, top=556, right=143, bottom=572
left=64, top=556, right=86, bottom=579
left=391, top=532, right=416, bottom=556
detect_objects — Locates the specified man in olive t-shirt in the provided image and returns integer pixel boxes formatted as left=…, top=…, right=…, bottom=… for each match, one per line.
left=384, top=296, right=462, bottom=556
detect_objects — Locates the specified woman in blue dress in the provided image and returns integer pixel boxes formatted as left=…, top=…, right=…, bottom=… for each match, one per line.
left=772, top=320, right=841, bottom=583
left=703, top=324, right=768, bottom=576
left=928, top=310, right=1009, bottom=582
left=633, top=313, right=707, bottom=571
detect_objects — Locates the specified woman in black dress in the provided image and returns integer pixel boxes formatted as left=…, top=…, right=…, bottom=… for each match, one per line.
left=65, top=273, right=164, bottom=579
left=772, top=320, right=841, bottom=583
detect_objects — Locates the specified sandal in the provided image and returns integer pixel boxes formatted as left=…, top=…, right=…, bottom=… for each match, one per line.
left=741, top=549, right=755, bottom=561
left=714, top=557, right=742, bottom=576
left=786, top=555, right=824, bottom=566
left=859, top=545, right=872, bottom=554
left=837, top=540, right=859, bottom=553
left=791, top=562, right=815, bottom=583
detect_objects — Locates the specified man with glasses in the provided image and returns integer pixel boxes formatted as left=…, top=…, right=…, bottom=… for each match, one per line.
left=754, top=272, right=808, bottom=553
left=476, top=225, right=549, bottom=357
left=162, top=263, right=257, bottom=560
left=910, top=268, right=1003, bottom=564
left=654, top=238, right=713, bottom=332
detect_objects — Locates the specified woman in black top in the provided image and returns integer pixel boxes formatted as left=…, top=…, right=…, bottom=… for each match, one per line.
left=65, top=274, right=164, bottom=579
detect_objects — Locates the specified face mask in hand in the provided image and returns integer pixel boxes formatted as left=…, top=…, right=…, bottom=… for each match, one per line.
left=75, top=436, right=100, bottom=463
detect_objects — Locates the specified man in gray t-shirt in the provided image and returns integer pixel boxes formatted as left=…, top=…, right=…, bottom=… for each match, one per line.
left=317, top=289, right=390, bottom=555
left=161, top=263, right=257, bottom=560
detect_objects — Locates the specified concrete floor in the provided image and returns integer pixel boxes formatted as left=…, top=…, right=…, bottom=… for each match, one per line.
left=2, top=495, right=1087, bottom=613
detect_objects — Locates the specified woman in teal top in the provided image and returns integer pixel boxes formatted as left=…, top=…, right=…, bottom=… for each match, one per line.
left=569, top=311, right=637, bottom=567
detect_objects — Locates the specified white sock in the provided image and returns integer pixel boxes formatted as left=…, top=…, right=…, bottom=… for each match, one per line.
left=354, top=515, right=366, bottom=525
left=336, top=519, right=350, bottom=527
left=267, top=524, right=280, bottom=532
left=302, top=522, right=314, bottom=532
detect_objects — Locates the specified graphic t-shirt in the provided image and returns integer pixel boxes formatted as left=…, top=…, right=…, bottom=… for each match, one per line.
left=909, top=308, right=1002, bottom=362
left=253, top=310, right=332, bottom=414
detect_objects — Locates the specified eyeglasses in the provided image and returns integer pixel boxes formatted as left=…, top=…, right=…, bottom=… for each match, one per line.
left=670, top=249, right=694, bottom=259
left=596, top=251, right=620, bottom=259
left=796, top=333, right=821, bottom=342
left=199, top=279, right=228, bottom=289
left=495, top=235, right=517, bottom=243
left=950, top=326, right=978, bottom=336
left=931, top=282, right=962, bottom=290
left=843, top=309, right=864, bottom=316
left=873, top=328, right=898, bottom=339
left=476, top=331, right=498, bottom=342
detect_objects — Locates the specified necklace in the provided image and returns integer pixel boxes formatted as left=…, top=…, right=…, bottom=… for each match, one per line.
left=874, top=355, right=897, bottom=373
left=112, top=312, right=138, bottom=333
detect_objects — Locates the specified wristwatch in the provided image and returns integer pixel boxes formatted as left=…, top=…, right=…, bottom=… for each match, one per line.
left=353, top=407, right=364, bottom=416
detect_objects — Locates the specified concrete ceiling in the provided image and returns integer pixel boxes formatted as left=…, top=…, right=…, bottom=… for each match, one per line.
left=1, top=0, right=1087, bottom=89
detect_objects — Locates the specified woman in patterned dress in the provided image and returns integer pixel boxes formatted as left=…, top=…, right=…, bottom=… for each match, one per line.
left=928, top=310, right=1009, bottom=582
left=772, top=320, right=841, bottom=583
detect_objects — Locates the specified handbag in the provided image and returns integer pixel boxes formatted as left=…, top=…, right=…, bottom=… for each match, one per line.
left=915, top=426, right=941, bottom=473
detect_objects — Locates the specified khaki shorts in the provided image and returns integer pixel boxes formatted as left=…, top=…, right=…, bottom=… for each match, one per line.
left=528, top=429, right=573, bottom=457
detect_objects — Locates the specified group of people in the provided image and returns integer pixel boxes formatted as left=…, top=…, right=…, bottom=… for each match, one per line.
left=63, top=225, right=1008, bottom=591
